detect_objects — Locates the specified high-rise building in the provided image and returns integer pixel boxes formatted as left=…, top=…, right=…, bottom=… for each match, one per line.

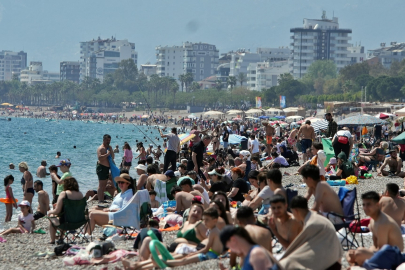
left=247, top=61, right=290, bottom=91
left=367, top=42, right=405, bottom=69
left=290, top=12, right=352, bottom=78
left=140, top=64, right=157, bottom=78
left=20, top=61, right=60, bottom=85
left=156, top=42, right=219, bottom=90
left=229, top=50, right=261, bottom=86
left=348, top=45, right=366, bottom=64
left=257, top=47, right=291, bottom=62
left=0, top=50, right=27, bottom=81
left=60, top=61, right=80, bottom=83
left=79, top=36, right=137, bottom=82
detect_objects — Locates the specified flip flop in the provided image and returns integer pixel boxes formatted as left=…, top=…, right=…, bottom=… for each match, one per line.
left=0, top=237, right=6, bottom=243
left=34, top=229, right=46, bottom=234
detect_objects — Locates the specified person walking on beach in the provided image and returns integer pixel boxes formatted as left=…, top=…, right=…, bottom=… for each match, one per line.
left=159, top=127, right=180, bottom=172
left=19, top=162, right=34, bottom=211
left=97, top=134, right=114, bottom=203
left=33, top=180, right=49, bottom=220
left=3, top=175, right=17, bottom=222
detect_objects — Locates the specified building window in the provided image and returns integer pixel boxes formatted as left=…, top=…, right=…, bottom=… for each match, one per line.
left=200, top=63, right=204, bottom=68
left=209, top=46, right=213, bottom=50
left=192, top=69, right=196, bottom=73
left=194, top=45, right=198, bottom=50
left=200, top=69, right=204, bottom=74
left=200, top=57, right=204, bottom=61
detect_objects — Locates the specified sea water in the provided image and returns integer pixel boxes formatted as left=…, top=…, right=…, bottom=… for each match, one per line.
left=0, top=118, right=162, bottom=228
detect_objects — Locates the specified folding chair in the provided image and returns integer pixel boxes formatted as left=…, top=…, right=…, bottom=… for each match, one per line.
left=54, top=197, right=92, bottom=244
left=330, top=187, right=364, bottom=251
left=107, top=190, right=152, bottom=239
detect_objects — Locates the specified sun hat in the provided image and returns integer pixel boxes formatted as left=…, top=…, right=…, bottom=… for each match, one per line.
left=56, top=160, right=71, bottom=167
left=114, top=173, right=131, bottom=184
left=18, top=200, right=30, bottom=207
left=329, top=157, right=337, bottom=165
left=134, top=164, right=147, bottom=171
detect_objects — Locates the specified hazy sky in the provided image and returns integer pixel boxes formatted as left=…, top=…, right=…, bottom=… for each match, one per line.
left=0, top=0, right=403, bottom=71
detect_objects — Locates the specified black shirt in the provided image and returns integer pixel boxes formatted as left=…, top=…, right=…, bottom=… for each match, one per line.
left=374, top=125, right=382, bottom=137
left=191, top=141, right=206, bottom=168
left=230, top=178, right=250, bottom=202
left=210, top=181, right=228, bottom=194
left=223, top=129, right=229, bottom=142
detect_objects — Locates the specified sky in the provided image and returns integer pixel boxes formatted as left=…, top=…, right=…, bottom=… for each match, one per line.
left=0, top=0, right=404, bottom=71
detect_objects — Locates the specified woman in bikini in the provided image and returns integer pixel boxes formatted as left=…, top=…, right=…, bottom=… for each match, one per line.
left=19, top=162, right=34, bottom=210
left=211, top=126, right=221, bottom=153
left=357, top=141, right=387, bottom=168
left=134, top=142, right=146, bottom=161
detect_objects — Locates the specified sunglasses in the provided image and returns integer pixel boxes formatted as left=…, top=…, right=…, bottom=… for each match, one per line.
left=117, top=181, right=128, bottom=185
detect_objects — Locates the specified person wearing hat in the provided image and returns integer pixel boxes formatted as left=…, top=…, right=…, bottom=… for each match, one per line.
left=146, top=144, right=153, bottom=158
left=50, top=159, right=72, bottom=203
left=0, top=200, right=35, bottom=235
left=87, top=173, right=135, bottom=235
left=378, top=149, right=405, bottom=177
left=135, top=164, right=148, bottom=190
left=325, top=157, right=337, bottom=174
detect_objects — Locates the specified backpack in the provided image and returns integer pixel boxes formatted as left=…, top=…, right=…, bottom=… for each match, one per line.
left=342, top=161, right=355, bottom=178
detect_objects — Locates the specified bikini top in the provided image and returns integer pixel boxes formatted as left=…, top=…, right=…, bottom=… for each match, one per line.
left=177, top=221, right=202, bottom=244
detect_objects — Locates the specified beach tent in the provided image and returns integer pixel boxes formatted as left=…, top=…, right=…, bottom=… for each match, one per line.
left=245, top=108, right=263, bottom=114
left=266, top=108, right=283, bottom=113
left=203, top=110, right=224, bottom=116
left=322, top=138, right=335, bottom=167
left=337, top=115, right=386, bottom=126
left=226, top=110, right=243, bottom=115
left=392, top=132, right=405, bottom=144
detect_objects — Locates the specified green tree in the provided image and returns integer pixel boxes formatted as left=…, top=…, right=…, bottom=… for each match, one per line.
left=178, top=74, right=186, bottom=92
left=184, top=73, right=194, bottom=92
left=227, top=76, right=237, bottom=89
left=339, top=62, right=370, bottom=82
left=215, top=80, right=223, bottom=91
left=237, top=72, right=247, bottom=86
left=189, top=82, right=201, bottom=92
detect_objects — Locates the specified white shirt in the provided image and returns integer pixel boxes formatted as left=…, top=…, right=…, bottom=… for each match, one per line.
left=18, top=213, right=34, bottom=231
left=248, top=139, right=260, bottom=154
left=336, top=130, right=351, bottom=138
left=275, top=127, right=281, bottom=137
left=240, top=125, right=245, bottom=132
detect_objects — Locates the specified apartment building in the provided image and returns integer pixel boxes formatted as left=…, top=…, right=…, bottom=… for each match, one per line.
left=60, top=61, right=80, bottom=83
left=367, top=42, right=405, bottom=69
left=247, top=61, right=290, bottom=91
left=20, top=61, right=59, bottom=85
left=0, top=50, right=27, bottom=81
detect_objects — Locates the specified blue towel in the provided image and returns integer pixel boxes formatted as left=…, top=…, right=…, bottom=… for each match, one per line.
left=327, top=180, right=346, bottom=187
left=108, top=155, right=120, bottom=186
left=338, top=186, right=350, bottom=201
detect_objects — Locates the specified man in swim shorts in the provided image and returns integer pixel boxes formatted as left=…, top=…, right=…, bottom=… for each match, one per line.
left=263, top=121, right=274, bottom=156
left=97, top=134, right=114, bottom=203
left=33, top=180, right=49, bottom=220
left=297, top=120, right=315, bottom=162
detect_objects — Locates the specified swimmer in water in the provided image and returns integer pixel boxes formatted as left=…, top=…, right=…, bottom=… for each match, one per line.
left=55, top=151, right=61, bottom=159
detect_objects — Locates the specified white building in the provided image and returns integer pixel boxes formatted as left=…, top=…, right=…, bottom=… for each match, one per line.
left=0, top=50, right=27, bottom=81
left=348, top=44, right=366, bottom=64
left=229, top=50, right=261, bottom=86
left=290, top=11, right=352, bottom=78
left=140, top=64, right=157, bottom=78
left=257, top=47, right=291, bottom=62
left=79, top=37, right=137, bottom=82
left=247, top=61, right=290, bottom=91
left=156, top=42, right=219, bottom=90
left=367, top=42, right=405, bottom=69
left=20, top=61, right=60, bottom=85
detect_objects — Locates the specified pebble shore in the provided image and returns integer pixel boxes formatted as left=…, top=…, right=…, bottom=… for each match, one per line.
left=1, top=166, right=404, bottom=269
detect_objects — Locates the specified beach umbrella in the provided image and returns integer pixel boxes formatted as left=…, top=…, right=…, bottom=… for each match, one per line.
left=178, top=134, right=195, bottom=144
left=232, top=117, right=242, bottom=121
left=265, top=108, right=283, bottom=113
left=395, top=108, right=405, bottom=117
left=286, top=115, right=303, bottom=122
left=311, top=119, right=328, bottom=132
left=1, top=103, right=12, bottom=106
left=269, top=117, right=278, bottom=121
left=220, top=134, right=247, bottom=145
left=283, top=107, right=299, bottom=113
left=188, top=114, right=197, bottom=119
left=227, top=109, right=243, bottom=115
left=72, top=110, right=77, bottom=114
left=258, top=115, right=269, bottom=119
left=99, top=113, right=104, bottom=116
left=203, top=110, right=224, bottom=115
left=337, top=115, right=386, bottom=126
left=392, top=132, right=405, bottom=144
left=184, top=118, right=191, bottom=121
left=141, top=115, right=149, bottom=118
left=275, top=115, right=286, bottom=119
left=374, top=113, right=395, bottom=119
left=245, top=108, right=263, bottom=114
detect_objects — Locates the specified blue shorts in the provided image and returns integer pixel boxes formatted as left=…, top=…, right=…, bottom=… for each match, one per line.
left=300, top=139, right=312, bottom=154
left=223, top=142, right=229, bottom=149
left=198, top=250, right=219, bottom=261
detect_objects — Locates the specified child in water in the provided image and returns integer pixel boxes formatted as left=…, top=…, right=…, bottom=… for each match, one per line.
left=3, top=175, right=18, bottom=222
left=0, top=200, right=35, bottom=235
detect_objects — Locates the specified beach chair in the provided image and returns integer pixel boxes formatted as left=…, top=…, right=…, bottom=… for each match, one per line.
left=330, top=187, right=364, bottom=251
left=54, top=197, right=92, bottom=244
left=108, top=190, right=152, bottom=239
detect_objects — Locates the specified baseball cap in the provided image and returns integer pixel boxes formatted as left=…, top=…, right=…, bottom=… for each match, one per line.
left=239, top=150, right=251, bottom=159
left=56, top=160, right=71, bottom=167
left=164, top=170, right=175, bottom=178
left=18, top=200, right=31, bottom=207
left=174, top=171, right=181, bottom=177
left=329, top=157, right=337, bottom=165
left=134, top=164, right=147, bottom=171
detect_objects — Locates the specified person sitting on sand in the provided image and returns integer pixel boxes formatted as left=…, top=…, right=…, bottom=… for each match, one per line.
left=301, top=165, right=343, bottom=224
left=149, top=190, right=159, bottom=208
left=146, top=166, right=171, bottom=192
left=87, top=174, right=134, bottom=234
left=33, top=180, right=50, bottom=220
left=378, top=149, right=405, bottom=177
left=47, top=177, right=83, bottom=244
left=380, top=183, right=405, bottom=231
left=0, top=200, right=35, bottom=236
left=133, top=219, right=163, bottom=261
left=85, top=173, right=116, bottom=202
left=167, top=180, right=206, bottom=214
left=134, top=164, right=148, bottom=190
left=347, top=191, right=404, bottom=266
left=209, top=200, right=230, bottom=230
left=279, top=196, right=343, bottom=269
left=247, top=172, right=271, bottom=213
left=220, top=225, right=281, bottom=270
left=268, top=194, right=302, bottom=250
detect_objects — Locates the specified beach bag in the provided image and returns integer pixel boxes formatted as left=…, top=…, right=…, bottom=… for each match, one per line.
left=349, top=218, right=370, bottom=233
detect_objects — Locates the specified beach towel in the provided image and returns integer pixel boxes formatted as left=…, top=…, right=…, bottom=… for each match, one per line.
left=111, top=190, right=151, bottom=230
left=155, top=179, right=168, bottom=205
left=280, top=210, right=343, bottom=270
left=108, top=155, right=120, bottom=187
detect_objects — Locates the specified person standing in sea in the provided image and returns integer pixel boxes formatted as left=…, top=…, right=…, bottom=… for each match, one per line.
left=97, top=134, right=114, bottom=203
left=18, top=162, right=34, bottom=211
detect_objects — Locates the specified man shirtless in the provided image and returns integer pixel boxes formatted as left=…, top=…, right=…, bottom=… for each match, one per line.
left=33, top=180, right=50, bottom=220
left=167, top=178, right=205, bottom=214
left=263, top=121, right=275, bottom=156
left=230, top=206, right=273, bottom=268
left=347, top=191, right=404, bottom=266
left=146, top=166, right=170, bottom=191
left=378, top=149, right=405, bottom=177
left=301, top=165, right=343, bottom=223
left=268, top=194, right=302, bottom=249
left=297, top=120, right=315, bottom=162
left=380, top=183, right=405, bottom=231
left=134, top=164, right=148, bottom=190
left=96, top=134, right=114, bottom=203
left=36, top=160, right=48, bottom=178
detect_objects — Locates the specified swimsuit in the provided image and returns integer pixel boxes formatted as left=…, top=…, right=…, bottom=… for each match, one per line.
left=177, top=221, right=202, bottom=244
left=198, top=249, right=219, bottom=261
left=301, top=139, right=312, bottom=154
left=96, top=162, right=110, bottom=180
left=26, top=187, right=35, bottom=195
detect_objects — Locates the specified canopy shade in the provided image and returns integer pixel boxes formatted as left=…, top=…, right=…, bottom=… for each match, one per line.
left=337, top=115, right=386, bottom=126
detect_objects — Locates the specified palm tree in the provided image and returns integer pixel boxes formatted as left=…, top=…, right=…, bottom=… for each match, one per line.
left=227, top=76, right=237, bottom=89
left=215, top=80, right=223, bottom=91
left=178, top=74, right=186, bottom=92
left=184, top=73, right=194, bottom=92
left=237, top=72, right=247, bottom=86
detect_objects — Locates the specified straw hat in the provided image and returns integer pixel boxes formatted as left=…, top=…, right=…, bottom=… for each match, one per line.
left=114, top=173, right=131, bottom=184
